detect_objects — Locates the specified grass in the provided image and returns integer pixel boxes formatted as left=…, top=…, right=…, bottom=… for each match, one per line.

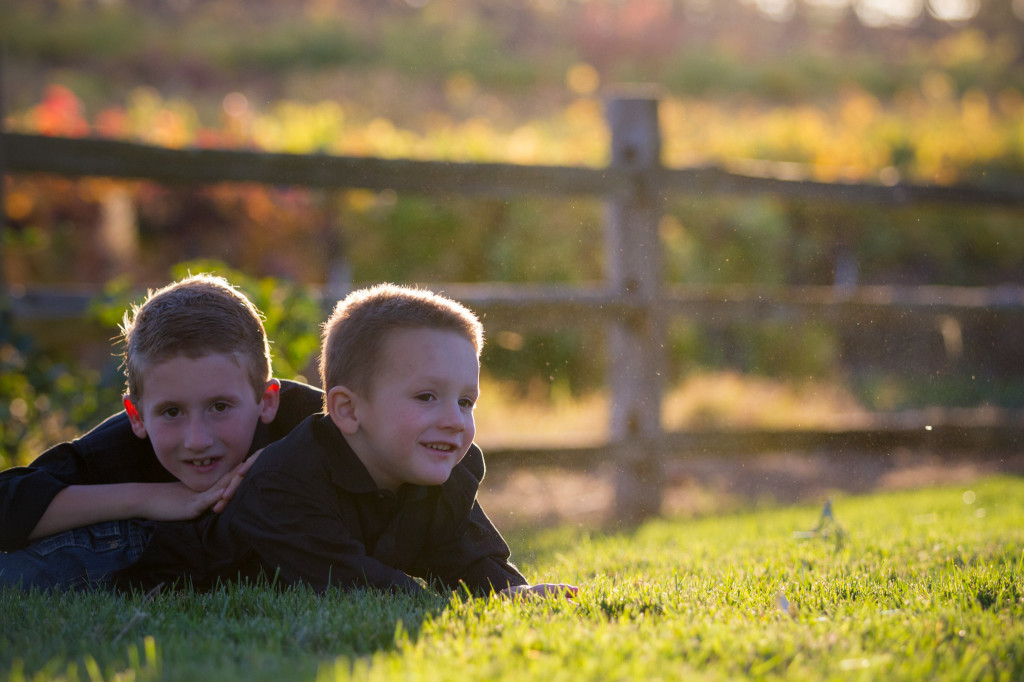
left=3, top=476, right=1023, bottom=681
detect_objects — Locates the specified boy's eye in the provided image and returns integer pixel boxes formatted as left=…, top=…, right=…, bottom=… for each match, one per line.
left=458, top=397, right=476, bottom=409
left=414, top=393, right=436, bottom=402
left=162, top=407, right=181, bottom=418
left=211, top=401, right=230, bottom=413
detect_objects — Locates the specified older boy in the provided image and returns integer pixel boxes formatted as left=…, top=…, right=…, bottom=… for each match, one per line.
left=0, top=274, right=323, bottom=590
left=132, top=284, right=574, bottom=597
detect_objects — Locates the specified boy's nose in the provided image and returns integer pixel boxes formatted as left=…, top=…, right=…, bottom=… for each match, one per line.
left=438, top=401, right=467, bottom=432
left=184, top=416, right=215, bottom=451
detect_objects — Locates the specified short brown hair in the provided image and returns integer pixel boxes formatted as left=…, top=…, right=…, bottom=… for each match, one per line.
left=119, top=273, right=272, bottom=402
left=319, top=283, right=483, bottom=400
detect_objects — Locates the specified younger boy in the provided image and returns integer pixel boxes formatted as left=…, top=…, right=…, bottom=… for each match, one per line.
left=0, top=274, right=323, bottom=590
left=131, top=283, right=575, bottom=597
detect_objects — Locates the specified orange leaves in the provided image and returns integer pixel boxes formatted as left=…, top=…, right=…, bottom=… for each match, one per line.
left=29, top=85, right=90, bottom=138
left=5, top=188, right=34, bottom=222
left=95, top=107, right=130, bottom=139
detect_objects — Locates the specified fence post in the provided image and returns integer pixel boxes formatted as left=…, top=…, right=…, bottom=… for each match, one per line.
left=604, top=90, right=666, bottom=524
left=319, top=189, right=352, bottom=311
left=0, top=45, right=10, bottom=335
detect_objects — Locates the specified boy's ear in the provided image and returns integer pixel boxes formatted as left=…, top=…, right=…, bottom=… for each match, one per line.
left=259, top=379, right=282, bottom=424
left=124, top=396, right=147, bottom=439
left=326, top=385, right=360, bottom=435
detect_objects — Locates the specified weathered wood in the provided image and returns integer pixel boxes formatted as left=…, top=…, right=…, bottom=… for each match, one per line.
left=12, top=282, right=1024, bottom=323
left=1, top=133, right=619, bottom=198
left=5, top=133, right=1024, bottom=206
left=604, top=92, right=667, bottom=524
left=658, top=166, right=1024, bottom=206
left=483, top=410, right=1024, bottom=469
left=8, top=287, right=100, bottom=320
left=0, top=51, right=10, bottom=331
left=660, top=284, right=1024, bottom=325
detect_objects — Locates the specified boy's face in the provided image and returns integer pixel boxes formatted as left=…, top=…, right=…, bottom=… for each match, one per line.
left=125, top=353, right=280, bottom=492
left=332, top=328, right=479, bottom=492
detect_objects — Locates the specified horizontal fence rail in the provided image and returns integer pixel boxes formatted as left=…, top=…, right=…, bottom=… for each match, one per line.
left=484, top=408, right=1024, bottom=471
left=11, top=282, right=1024, bottom=324
left=6, top=133, right=1024, bottom=205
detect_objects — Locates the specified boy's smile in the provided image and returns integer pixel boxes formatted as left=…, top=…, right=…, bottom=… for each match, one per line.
left=126, top=353, right=279, bottom=492
left=333, top=328, right=479, bottom=492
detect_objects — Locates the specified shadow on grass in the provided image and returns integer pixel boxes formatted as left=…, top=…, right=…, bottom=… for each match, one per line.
left=1, top=579, right=450, bottom=679
left=147, top=579, right=449, bottom=656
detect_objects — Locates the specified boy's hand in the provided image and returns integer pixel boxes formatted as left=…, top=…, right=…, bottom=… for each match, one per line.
left=141, top=482, right=231, bottom=521
left=29, top=480, right=228, bottom=540
left=211, top=448, right=263, bottom=513
left=499, top=583, right=579, bottom=600
left=141, top=448, right=263, bottom=519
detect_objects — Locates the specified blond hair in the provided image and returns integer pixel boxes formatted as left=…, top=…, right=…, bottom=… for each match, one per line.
left=320, top=283, right=483, bottom=400
left=119, top=273, right=271, bottom=402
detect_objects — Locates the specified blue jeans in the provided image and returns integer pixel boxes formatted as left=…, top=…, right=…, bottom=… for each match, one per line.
left=0, top=520, right=153, bottom=591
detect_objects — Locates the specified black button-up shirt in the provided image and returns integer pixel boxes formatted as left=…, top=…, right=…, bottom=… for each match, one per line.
left=157, top=414, right=528, bottom=595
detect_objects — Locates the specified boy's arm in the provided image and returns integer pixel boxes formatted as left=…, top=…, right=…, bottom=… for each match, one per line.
left=425, top=501, right=577, bottom=599
left=208, top=470, right=425, bottom=594
left=0, top=462, right=68, bottom=550
left=418, top=447, right=577, bottom=597
left=406, top=447, right=530, bottom=594
left=0, top=411, right=166, bottom=550
left=2, top=415, right=257, bottom=548
left=420, top=499, right=530, bottom=594
left=27, top=481, right=228, bottom=541
left=28, top=450, right=261, bottom=540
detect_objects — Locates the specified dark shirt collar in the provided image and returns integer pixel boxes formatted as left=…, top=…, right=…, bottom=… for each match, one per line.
left=311, top=414, right=389, bottom=495
left=310, top=414, right=431, bottom=503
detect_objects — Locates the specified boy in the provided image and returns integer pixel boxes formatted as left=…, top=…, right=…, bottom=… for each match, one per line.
left=130, top=284, right=575, bottom=598
left=0, top=274, right=323, bottom=590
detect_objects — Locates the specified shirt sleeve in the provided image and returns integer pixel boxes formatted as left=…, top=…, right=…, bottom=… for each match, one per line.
left=0, top=412, right=163, bottom=551
left=209, top=470, right=424, bottom=594
left=417, top=499, right=528, bottom=595
left=0, top=442, right=81, bottom=550
left=412, top=448, right=528, bottom=595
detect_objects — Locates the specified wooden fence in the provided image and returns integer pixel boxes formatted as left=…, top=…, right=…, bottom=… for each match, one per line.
left=3, top=93, right=1024, bottom=521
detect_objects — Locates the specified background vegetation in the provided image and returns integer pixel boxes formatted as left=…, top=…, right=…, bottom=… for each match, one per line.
left=2, top=0, right=1024, bottom=468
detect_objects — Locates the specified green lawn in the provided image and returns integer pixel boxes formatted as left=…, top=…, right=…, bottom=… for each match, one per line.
left=3, top=475, right=1022, bottom=681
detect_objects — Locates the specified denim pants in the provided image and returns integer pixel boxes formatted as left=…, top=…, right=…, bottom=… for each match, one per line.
left=0, top=520, right=153, bottom=591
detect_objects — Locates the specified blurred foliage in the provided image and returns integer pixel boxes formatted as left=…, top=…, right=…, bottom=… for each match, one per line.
left=335, top=194, right=604, bottom=285
left=484, top=325, right=608, bottom=400
left=2, top=0, right=1024, bottom=462
left=661, top=197, right=1024, bottom=287
left=852, top=373, right=1024, bottom=411
left=2, top=1, right=1023, bottom=103
left=0, top=321, right=124, bottom=470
